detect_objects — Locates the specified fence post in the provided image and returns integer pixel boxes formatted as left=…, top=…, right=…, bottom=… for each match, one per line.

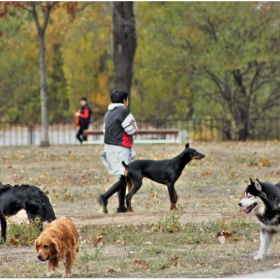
left=29, top=125, right=33, bottom=145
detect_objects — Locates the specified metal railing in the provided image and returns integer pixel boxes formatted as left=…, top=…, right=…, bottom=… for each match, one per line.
left=0, top=118, right=279, bottom=146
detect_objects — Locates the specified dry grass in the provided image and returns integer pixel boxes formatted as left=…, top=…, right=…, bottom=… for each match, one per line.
left=0, top=141, right=280, bottom=277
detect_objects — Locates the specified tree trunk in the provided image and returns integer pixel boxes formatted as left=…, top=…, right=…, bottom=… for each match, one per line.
left=39, top=33, right=50, bottom=147
left=112, top=2, right=137, bottom=102
left=31, top=3, right=54, bottom=147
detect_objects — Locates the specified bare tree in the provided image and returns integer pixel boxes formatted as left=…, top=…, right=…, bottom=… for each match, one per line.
left=112, top=2, right=137, bottom=101
left=20, top=2, right=56, bottom=147
left=32, top=2, right=55, bottom=146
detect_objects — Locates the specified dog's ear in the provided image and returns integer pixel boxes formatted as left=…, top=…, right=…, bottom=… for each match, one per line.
left=249, top=178, right=254, bottom=185
left=185, top=143, right=189, bottom=149
left=255, top=179, right=262, bottom=191
left=34, top=239, right=39, bottom=252
left=51, top=238, right=61, bottom=255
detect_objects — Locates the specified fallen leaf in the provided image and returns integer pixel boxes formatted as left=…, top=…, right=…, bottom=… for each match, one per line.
left=262, top=159, right=269, bottom=165
left=7, top=165, right=12, bottom=169
left=149, top=192, right=158, bottom=198
left=202, top=171, right=212, bottom=176
left=115, top=239, right=127, bottom=245
left=9, top=238, right=19, bottom=245
left=14, top=233, right=21, bottom=239
left=133, top=259, right=149, bottom=270
left=144, top=241, right=152, bottom=245
left=105, top=269, right=115, bottom=274
left=94, top=235, right=103, bottom=247
left=220, top=221, right=228, bottom=228
left=217, top=231, right=232, bottom=238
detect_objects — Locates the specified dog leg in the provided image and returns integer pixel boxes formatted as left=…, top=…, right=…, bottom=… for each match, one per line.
left=167, top=183, right=176, bottom=210
left=174, top=189, right=178, bottom=204
left=254, top=228, right=274, bottom=260
left=47, top=259, right=55, bottom=278
left=126, top=179, right=142, bottom=212
left=0, top=216, right=7, bottom=243
left=127, top=181, right=134, bottom=212
left=63, top=252, right=73, bottom=278
left=263, top=230, right=274, bottom=256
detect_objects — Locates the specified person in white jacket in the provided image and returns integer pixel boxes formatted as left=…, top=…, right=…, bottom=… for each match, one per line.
left=97, top=89, right=138, bottom=213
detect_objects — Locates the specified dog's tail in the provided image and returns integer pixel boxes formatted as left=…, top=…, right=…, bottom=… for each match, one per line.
left=122, top=161, right=129, bottom=177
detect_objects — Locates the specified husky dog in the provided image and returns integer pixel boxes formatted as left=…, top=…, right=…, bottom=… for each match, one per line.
left=239, top=178, right=280, bottom=260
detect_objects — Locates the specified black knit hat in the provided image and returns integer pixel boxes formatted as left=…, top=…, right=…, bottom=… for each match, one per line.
left=80, top=97, right=87, bottom=102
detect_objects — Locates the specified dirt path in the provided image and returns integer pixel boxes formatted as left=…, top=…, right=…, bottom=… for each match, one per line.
left=12, top=209, right=257, bottom=227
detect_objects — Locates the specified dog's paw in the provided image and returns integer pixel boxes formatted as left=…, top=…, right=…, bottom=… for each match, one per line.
left=47, top=271, right=54, bottom=278
left=252, top=250, right=259, bottom=257
left=253, top=254, right=264, bottom=260
left=62, top=270, right=73, bottom=278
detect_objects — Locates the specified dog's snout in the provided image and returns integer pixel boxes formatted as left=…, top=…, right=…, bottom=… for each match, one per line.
left=238, top=202, right=242, bottom=207
left=37, top=254, right=42, bottom=260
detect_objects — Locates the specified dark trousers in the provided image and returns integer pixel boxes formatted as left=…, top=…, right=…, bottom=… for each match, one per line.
left=103, top=176, right=127, bottom=210
left=76, top=124, right=89, bottom=143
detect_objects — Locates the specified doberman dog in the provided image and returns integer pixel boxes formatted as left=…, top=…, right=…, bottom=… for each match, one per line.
left=122, top=143, right=205, bottom=211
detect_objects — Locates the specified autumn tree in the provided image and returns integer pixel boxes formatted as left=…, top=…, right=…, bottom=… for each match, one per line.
left=0, top=9, right=41, bottom=123
left=192, top=2, right=280, bottom=140
left=61, top=2, right=112, bottom=120
left=0, top=2, right=84, bottom=145
left=48, top=43, right=69, bottom=121
left=134, top=2, right=280, bottom=140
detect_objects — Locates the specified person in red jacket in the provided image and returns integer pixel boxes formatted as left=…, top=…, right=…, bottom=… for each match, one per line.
left=75, top=97, right=92, bottom=144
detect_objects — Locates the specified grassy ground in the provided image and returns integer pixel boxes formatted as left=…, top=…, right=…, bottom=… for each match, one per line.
left=1, top=141, right=280, bottom=277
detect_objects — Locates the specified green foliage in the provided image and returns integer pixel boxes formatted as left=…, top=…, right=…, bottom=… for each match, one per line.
left=7, top=217, right=41, bottom=245
left=79, top=217, right=260, bottom=248
left=1, top=2, right=280, bottom=130
left=151, top=209, right=183, bottom=233
left=133, top=2, right=280, bottom=139
left=48, top=43, right=70, bottom=121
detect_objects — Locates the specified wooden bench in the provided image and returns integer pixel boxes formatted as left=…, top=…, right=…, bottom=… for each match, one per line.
left=83, top=129, right=181, bottom=144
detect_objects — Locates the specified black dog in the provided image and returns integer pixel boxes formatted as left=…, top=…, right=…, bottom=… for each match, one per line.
left=0, top=183, right=56, bottom=243
left=122, top=143, right=205, bottom=211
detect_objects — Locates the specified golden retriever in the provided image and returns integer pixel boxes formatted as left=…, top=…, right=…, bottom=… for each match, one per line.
left=35, top=217, right=79, bottom=278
